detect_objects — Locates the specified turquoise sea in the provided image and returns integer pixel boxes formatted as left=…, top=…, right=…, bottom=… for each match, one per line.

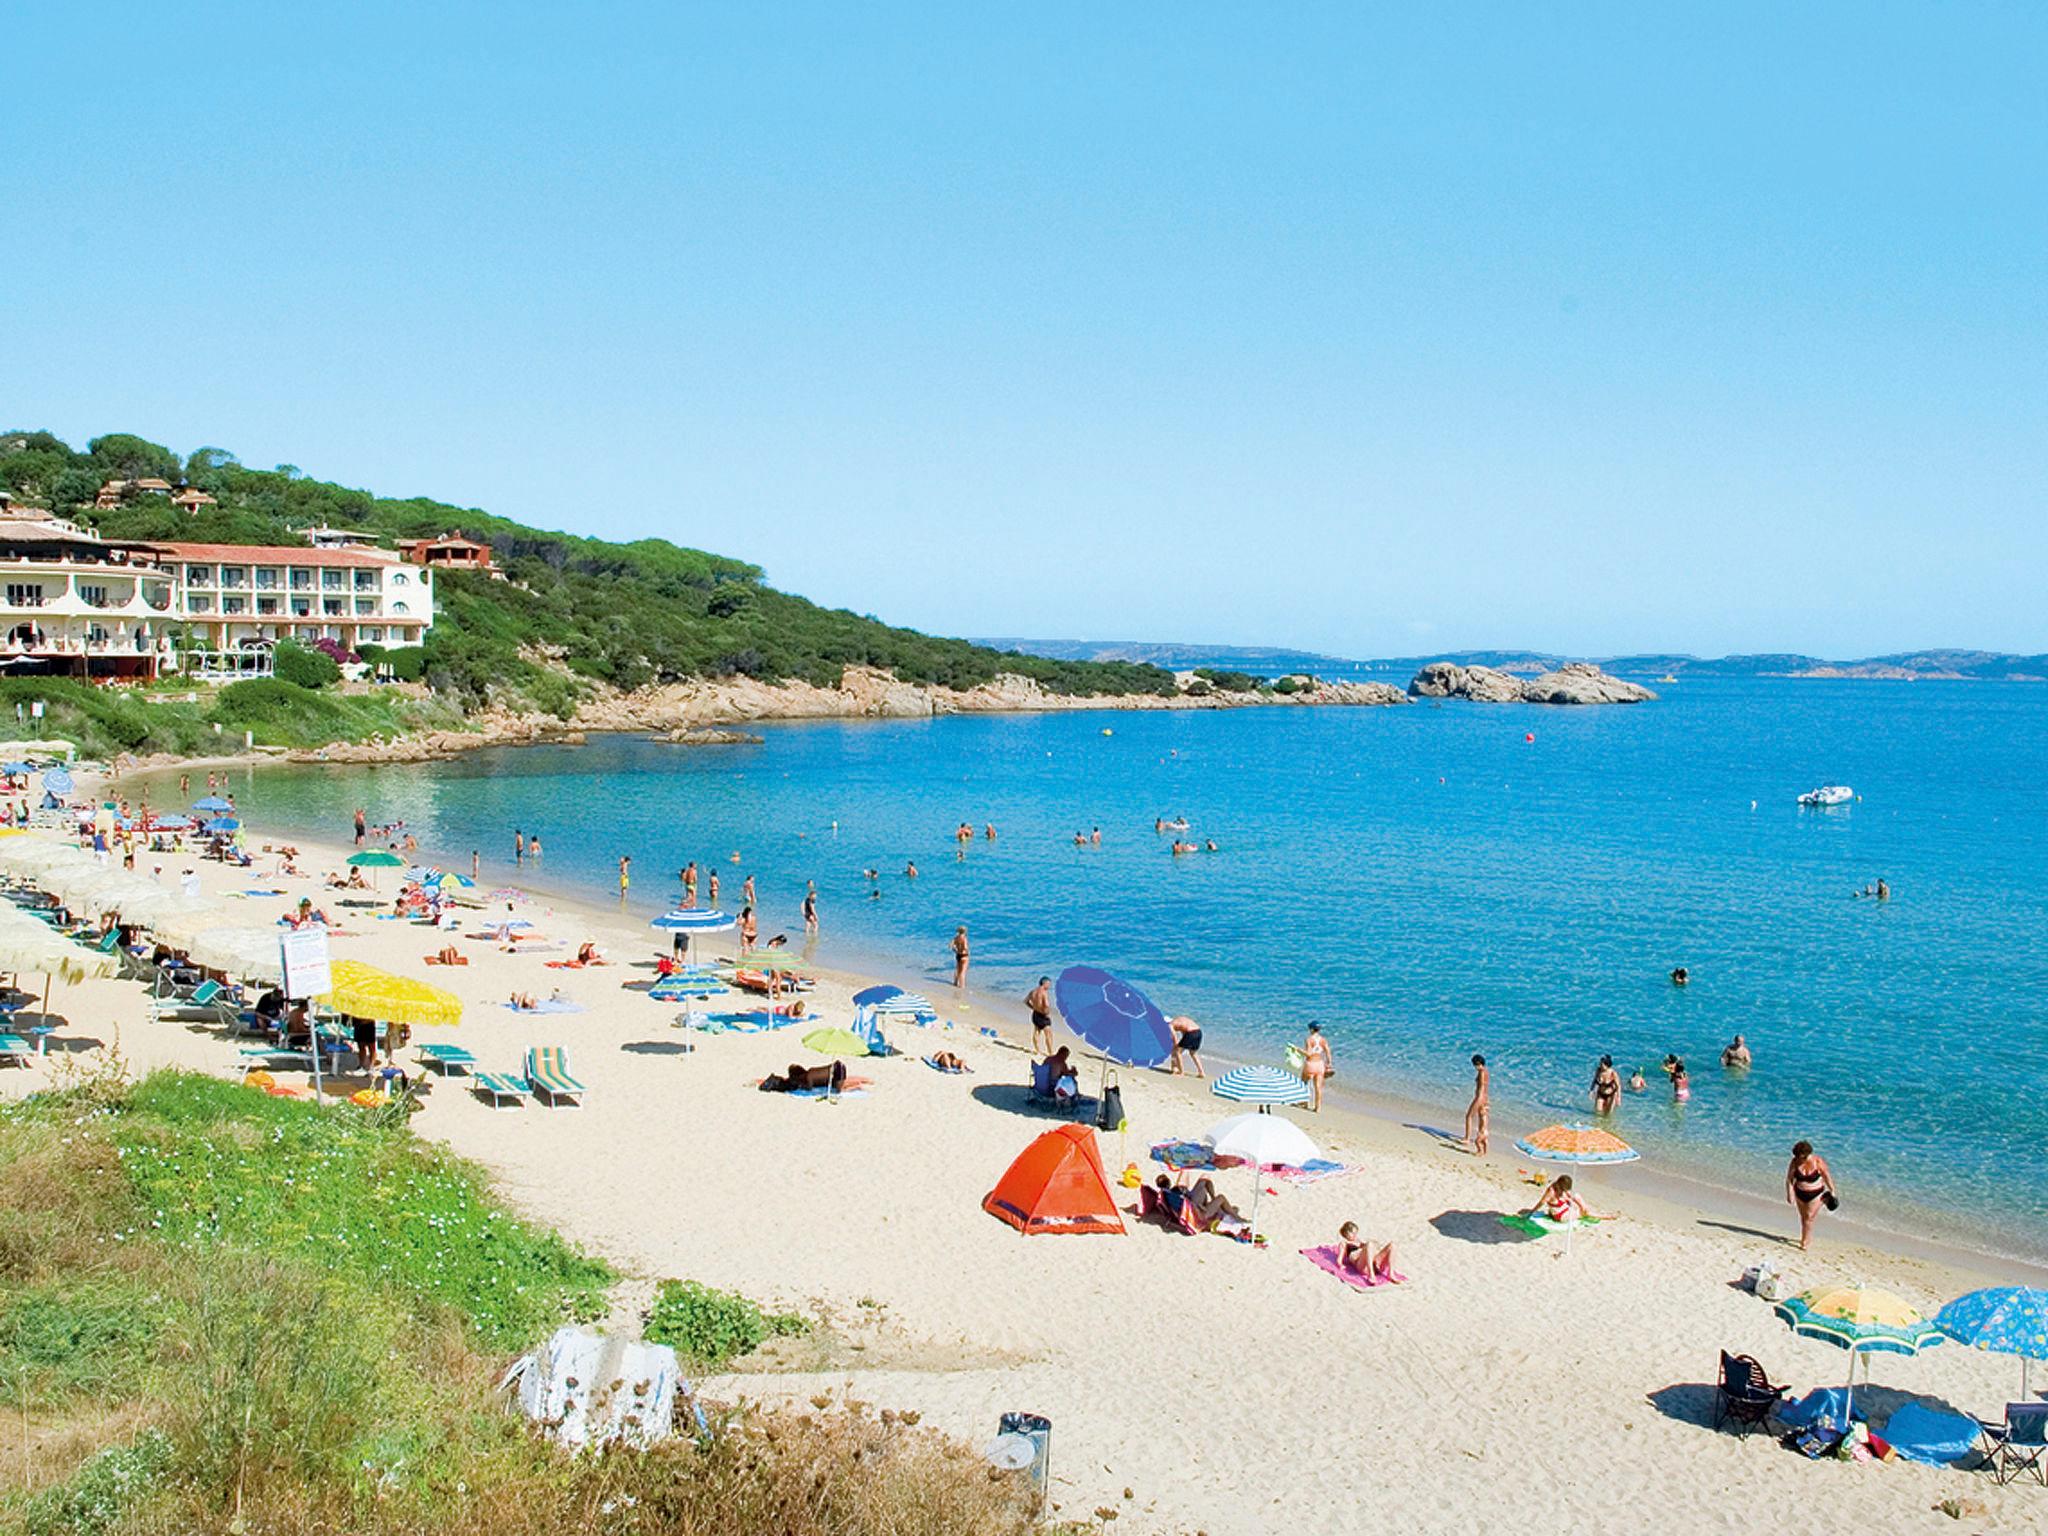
left=137, top=678, right=2048, bottom=1261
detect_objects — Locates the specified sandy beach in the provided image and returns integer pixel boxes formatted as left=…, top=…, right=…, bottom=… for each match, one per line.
left=5, top=790, right=2045, bottom=1536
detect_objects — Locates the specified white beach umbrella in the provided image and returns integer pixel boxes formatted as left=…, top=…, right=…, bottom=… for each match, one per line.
left=148, top=904, right=237, bottom=949
left=185, top=926, right=285, bottom=984
left=1205, top=1112, right=1321, bottom=1245
left=0, top=841, right=97, bottom=879
left=114, top=886, right=222, bottom=931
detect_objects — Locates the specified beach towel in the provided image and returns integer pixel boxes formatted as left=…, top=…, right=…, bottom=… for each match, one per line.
left=1880, top=1402, right=1981, bottom=1466
left=1778, top=1387, right=1854, bottom=1437
left=1498, top=1212, right=1608, bottom=1238
left=787, top=1085, right=870, bottom=1099
left=503, top=999, right=585, bottom=1014
left=1300, top=1244, right=1405, bottom=1290
left=1150, top=1140, right=1353, bottom=1182
left=922, top=1055, right=971, bottom=1073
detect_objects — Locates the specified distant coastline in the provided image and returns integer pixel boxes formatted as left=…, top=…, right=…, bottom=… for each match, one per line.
left=977, top=639, right=2048, bottom=682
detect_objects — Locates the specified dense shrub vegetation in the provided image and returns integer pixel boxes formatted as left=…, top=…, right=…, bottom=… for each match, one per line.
left=1, top=430, right=1177, bottom=726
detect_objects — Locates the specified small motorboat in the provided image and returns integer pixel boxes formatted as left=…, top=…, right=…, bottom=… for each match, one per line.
left=1798, top=784, right=1853, bottom=807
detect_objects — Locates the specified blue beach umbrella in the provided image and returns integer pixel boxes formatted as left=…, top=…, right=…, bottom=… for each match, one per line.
left=1935, top=1287, right=2048, bottom=1399
left=203, top=817, right=240, bottom=834
left=651, top=907, right=734, bottom=965
left=190, top=795, right=231, bottom=813
left=852, top=984, right=904, bottom=1007
left=2, top=761, right=34, bottom=774
left=151, top=815, right=192, bottom=830
left=42, top=768, right=73, bottom=798
left=1054, top=965, right=1174, bottom=1068
left=1211, top=1064, right=1312, bottom=1109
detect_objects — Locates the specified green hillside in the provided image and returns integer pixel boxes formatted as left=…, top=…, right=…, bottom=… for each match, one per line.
left=0, top=430, right=1176, bottom=721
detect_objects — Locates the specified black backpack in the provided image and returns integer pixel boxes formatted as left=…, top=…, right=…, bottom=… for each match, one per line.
left=1096, top=1072, right=1125, bottom=1131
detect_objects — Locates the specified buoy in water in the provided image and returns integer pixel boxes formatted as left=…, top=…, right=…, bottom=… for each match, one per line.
left=1525, top=733, right=1535, bottom=743
left=1101, top=728, right=1113, bottom=736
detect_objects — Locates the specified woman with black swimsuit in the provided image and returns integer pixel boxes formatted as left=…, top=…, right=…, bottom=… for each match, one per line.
left=1786, top=1140, right=1836, bottom=1250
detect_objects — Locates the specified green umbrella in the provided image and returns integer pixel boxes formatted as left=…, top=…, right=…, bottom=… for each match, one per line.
left=800, top=1027, right=869, bottom=1057
left=735, top=951, right=814, bottom=973
left=347, top=850, right=406, bottom=868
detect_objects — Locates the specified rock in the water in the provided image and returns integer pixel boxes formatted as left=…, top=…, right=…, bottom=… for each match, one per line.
left=1408, top=660, right=1654, bottom=705
left=662, top=727, right=766, bottom=745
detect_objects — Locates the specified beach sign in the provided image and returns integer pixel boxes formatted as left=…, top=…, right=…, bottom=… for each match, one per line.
left=280, top=925, right=333, bottom=1001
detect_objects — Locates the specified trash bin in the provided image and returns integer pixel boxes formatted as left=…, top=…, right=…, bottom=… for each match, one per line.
left=996, top=1411, right=1051, bottom=1508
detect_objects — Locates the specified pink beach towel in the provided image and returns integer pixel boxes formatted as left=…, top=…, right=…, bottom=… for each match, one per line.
left=1300, top=1244, right=1405, bottom=1290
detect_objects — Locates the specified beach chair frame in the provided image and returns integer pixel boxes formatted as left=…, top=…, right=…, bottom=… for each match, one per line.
left=524, top=1046, right=585, bottom=1107
left=471, top=1072, right=529, bottom=1107
left=1978, top=1402, right=2048, bottom=1485
left=1712, top=1351, right=1789, bottom=1435
left=0, top=1032, right=35, bottom=1068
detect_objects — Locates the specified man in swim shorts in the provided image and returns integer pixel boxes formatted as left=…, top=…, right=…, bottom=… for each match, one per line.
left=1026, top=976, right=1053, bottom=1054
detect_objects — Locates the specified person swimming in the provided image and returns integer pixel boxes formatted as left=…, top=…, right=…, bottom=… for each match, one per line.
left=1670, top=966, right=1689, bottom=986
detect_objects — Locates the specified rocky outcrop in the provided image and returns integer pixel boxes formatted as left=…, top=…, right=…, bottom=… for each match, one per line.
left=1409, top=660, right=1655, bottom=705
left=659, top=727, right=765, bottom=745
left=284, top=667, right=1407, bottom=764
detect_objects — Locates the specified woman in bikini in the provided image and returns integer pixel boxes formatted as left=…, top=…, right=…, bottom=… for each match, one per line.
left=1591, top=1055, right=1621, bottom=1115
left=1337, top=1220, right=1403, bottom=1283
left=1529, top=1174, right=1591, bottom=1225
left=1300, top=1022, right=1332, bottom=1112
left=1786, top=1140, right=1835, bottom=1250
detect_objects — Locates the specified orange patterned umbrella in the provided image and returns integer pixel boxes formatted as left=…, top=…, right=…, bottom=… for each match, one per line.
left=1514, top=1123, right=1640, bottom=1164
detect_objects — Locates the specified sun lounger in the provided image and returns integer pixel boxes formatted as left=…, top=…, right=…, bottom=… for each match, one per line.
left=417, top=1044, right=479, bottom=1076
left=0, top=1032, right=35, bottom=1067
left=1713, top=1351, right=1789, bottom=1434
left=471, top=1071, right=529, bottom=1107
left=524, top=1046, right=584, bottom=1106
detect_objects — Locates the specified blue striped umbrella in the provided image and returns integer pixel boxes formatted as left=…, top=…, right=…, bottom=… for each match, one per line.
left=651, top=907, right=734, bottom=966
left=1935, top=1288, right=2048, bottom=1398
left=190, top=795, right=230, bottom=813
left=650, top=908, right=734, bottom=932
left=1211, top=1064, right=1311, bottom=1107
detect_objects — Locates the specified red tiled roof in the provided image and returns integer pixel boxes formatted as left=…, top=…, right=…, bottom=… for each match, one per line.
left=149, top=542, right=400, bottom=568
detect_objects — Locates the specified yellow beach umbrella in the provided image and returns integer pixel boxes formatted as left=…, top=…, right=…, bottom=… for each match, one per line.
left=319, top=959, right=463, bottom=1028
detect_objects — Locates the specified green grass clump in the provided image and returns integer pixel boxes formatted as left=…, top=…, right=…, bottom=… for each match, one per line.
left=643, top=1280, right=809, bottom=1370
left=111, top=1073, right=610, bottom=1351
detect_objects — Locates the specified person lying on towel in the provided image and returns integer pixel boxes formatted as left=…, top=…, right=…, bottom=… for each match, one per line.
left=759, top=1060, right=848, bottom=1093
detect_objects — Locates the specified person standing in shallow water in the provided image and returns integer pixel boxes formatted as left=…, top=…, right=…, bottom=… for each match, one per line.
left=1300, top=1023, right=1332, bottom=1112
left=1591, top=1055, right=1621, bottom=1116
left=1463, top=1054, right=1489, bottom=1152
left=951, top=924, right=970, bottom=987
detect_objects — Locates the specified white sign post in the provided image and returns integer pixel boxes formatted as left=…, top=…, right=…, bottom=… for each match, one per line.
left=279, top=928, right=334, bottom=1099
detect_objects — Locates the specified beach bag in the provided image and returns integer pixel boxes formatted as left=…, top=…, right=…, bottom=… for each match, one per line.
left=1096, top=1073, right=1125, bottom=1132
left=1743, top=1259, right=1779, bottom=1297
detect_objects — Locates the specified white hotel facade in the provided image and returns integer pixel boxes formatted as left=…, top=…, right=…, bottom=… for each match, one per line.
left=0, top=506, right=434, bottom=681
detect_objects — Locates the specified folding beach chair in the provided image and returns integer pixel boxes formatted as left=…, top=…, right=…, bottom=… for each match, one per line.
left=524, top=1046, right=585, bottom=1106
left=1139, top=1181, right=1203, bottom=1236
left=1978, top=1402, right=2048, bottom=1485
left=1713, top=1351, right=1789, bottom=1435
left=0, top=1032, right=34, bottom=1068
left=1029, top=1059, right=1084, bottom=1115
left=471, top=1071, right=529, bottom=1107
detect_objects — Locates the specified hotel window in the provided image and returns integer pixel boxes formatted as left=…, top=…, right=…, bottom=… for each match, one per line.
left=222, top=597, right=246, bottom=615
left=220, top=566, right=247, bottom=588
left=257, top=597, right=280, bottom=615
left=354, top=570, right=377, bottom=590
left=187, top=596, right=214, bottom=614
left=289, top=568, right=312, bottom=590
left=4, top=583, right=44, bottom=608
left=254, top=568, right=279, bottom=590
left=290, top=599, right=311, bottom=617
left=391, top=570, right=409, bottom=585
left=354, top=597, right=378, bottom=614
left=391, top=600, right=410, bottom=615
left=322, top=570, right=347, bottom=590
left=183, top=565, right=214, bottom=585
left=323, top=599, right=346, bottom=616
left=358, top=626, right=384, bottom=642
left=77, top=584, right=109, bottom=608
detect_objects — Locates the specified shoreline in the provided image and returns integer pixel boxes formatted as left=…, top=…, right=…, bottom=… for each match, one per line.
left=20, top=785, right=2048, bottom=1533
left=108, top=757, right=2048, bottom=1286
left=113, top=746, right=2048, bottom=1279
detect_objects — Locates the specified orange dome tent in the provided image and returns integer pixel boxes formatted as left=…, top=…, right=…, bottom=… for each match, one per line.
left=984, top=1123, right=1127, bottom=1235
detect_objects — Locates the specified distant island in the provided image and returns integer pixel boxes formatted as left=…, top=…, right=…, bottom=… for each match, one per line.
left=977, top=639, right=2048, bottom=682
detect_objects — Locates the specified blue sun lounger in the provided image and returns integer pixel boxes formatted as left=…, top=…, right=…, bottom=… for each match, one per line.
left=416, top=1043, right=479, bottom=1076
left=471, top=1071, right=528, bottom=1107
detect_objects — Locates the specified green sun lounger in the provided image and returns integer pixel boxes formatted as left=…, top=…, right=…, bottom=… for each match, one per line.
left=471, top=1071, right=528, bottom=1107
left=0, top=1033, right=34, bottom=1067
left=417, top=1043, right=478, bottom=1076
left=524, top=1046, right=584, bottom=1106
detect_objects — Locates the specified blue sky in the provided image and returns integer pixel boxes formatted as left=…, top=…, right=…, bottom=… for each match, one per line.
left=8, top=4, right=2044, bottom=658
